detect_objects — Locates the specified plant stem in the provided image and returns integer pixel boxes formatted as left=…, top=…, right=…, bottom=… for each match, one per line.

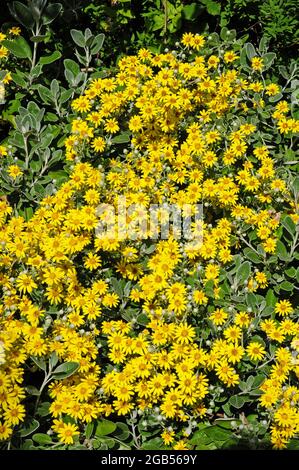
left=163, top=0, right=168, bottom=44
left=34, top=372, right=52, bottom=414
left=23, top=135, right=30, bottom=170
left=29, top=23, right=41, bottom=85
left=239, top=235, right=262, bottom=257
left=130, top=419, right=140, bottom=449
left=290, top=230, right=299, bottom=258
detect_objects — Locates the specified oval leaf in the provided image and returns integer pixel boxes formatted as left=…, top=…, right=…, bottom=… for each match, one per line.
left=95, top=419, right=117, bottom=436
left=40, top=51, right=62, bottom=65
left=2, top=37, right=32, bottom=60
left=32, top=433, right=52, bottom=444
left=70, top=29, right=85, bottom=48
left=20, top=419, right=40, bottom=437
left=52, top=361, right=79, bottom=380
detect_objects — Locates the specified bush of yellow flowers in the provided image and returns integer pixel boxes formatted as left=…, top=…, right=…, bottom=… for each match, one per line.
left=0, top=29, right=299, bottom=450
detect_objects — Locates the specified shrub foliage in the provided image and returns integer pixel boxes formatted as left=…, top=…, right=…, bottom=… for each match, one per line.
left=0, top=13, right=299, bottom=452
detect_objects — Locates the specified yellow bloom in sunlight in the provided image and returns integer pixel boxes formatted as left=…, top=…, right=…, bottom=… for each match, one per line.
left=57, top=423, right=79, bottom=445
left=265, top=83, right=280, bottom=96
left=9, top=27, right=21, bottom=35
left=246, top=342, right=266, bottom=361
left=0, top=145, right=8, bottom=157
left=8, top=165, right=23, bottom=179
left=0, top=46, right=9, bottom=58
left=16, top=273, right=37, bottom=294
left=224, top=51, right=239, bottom=63
left=275, top=300, right=293, bottom=317
left=251, top=57, right=264, bottom=71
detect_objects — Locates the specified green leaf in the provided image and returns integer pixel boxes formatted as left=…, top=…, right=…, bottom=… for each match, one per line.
left=246, top=375, right=255, bottom=388
left=31, top=356, right=47, bottom=371
left=37, top=402, right=50, bottom=417
left=236, top=261, right=251, bottom=284
left=91, top=33, right=105, bottom=55
left=0, top=70, right=7, bottom=81
left=64, top=59, right=81, bottom=85
left=220, top=27, right=229, bottom=41
left=238, top=380, right=247, bottom=392
left=45, top=112, right=59, bottom=122
left=244, top=248, right=261, bottom=263
left=48, top=170, right=69, bottom=184
left=249, top=388, right=262, bottom=396
left=279, top=65, right=289, bottom=80
left=246, top=292, right=257, bottom=308
left=110, top=278, right=123, bottom=297
left=269, top=93, right=283, bottom=103
left=182, top=3, right=201, bottom=20
left=70, top=29, right=85, bottom=48
left=240, top=46, right=248, bottom=68
left=84, top=28, right=93, bottom=43
left=112, top=132, right=131, bottom=144
left=37, top=84, right=52, bottom=103
left=293, top=177, right=299, bottom=196
left=11, top=71, right=27, bottom=88
left=113, top=422, right=130, bottom=441
left=95, top=420, right=117, bottom=437
left=280, top=281, right=293, bottom=292
left=265, top=289, right=276, bottom=307
left=9, top=1, right=35, bottom=29
left=287, top=439, right=299, bottom=450
left=189, top=427, right=213, bottom=446
left=94, top=437, right=116, bottom=449
left=2, top=37, right=32, bottom=60
left=204, top=425, right=231, bottom=441
left=20, top=419, right=40, bottom=437
left=259, top=35, right=268, bottom=54
left=245, top=43, right=256, bottom=60
left=85, top=422, right=94, bottom=439
left=262, top=52, right=276, bottom=69
left=60, top=89, right=73, bottom=104
left=205, top=1, right=221, bottom=16
left=32, top=433, right=53, bottom=445
left=221, top=437, right=239, bottom=449
left=281, top=215, right=296, bottom=237
left=64, top=59, right=80, bottom=76
left=49, top=352, right=58, bottom=369
left=30, top=34, right=48, bottom=43
left=276, top=240, right=289, bottom=261
left=52, top=361, right=79, bottom=380
left=141, top=437, right=164, bottom=450
left=214, top=418, right=241, bottom=429
left=207, top=32, right=220, bottom=45
left=50, top=79, right=60, bottom=98
left=285, top=267, right=297, bottom=278
left=222, top=402, right=232, bottom=416
left=40, top=50, right=62, bottom=65
left=21, top=439, right=35, bottom=450
left=137, top=313, right=149, bottom=325
left=229, top=395, right=247, bottom=409
left=252, top=374, right=266, bottom=388
left=30, top=64, right=43, bottom=79
left=196, top=442, right=218, bottom=450
left=205, top=279, right=215, bottom=297
left=25, top=385, right=40, bottom=396
left=42, top=3, right=63, bottom=25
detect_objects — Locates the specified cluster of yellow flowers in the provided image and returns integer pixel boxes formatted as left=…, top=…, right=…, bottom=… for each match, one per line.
left=0, top=32, right=299, bottom=449
left=0, top=27, right=21, bottom=101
